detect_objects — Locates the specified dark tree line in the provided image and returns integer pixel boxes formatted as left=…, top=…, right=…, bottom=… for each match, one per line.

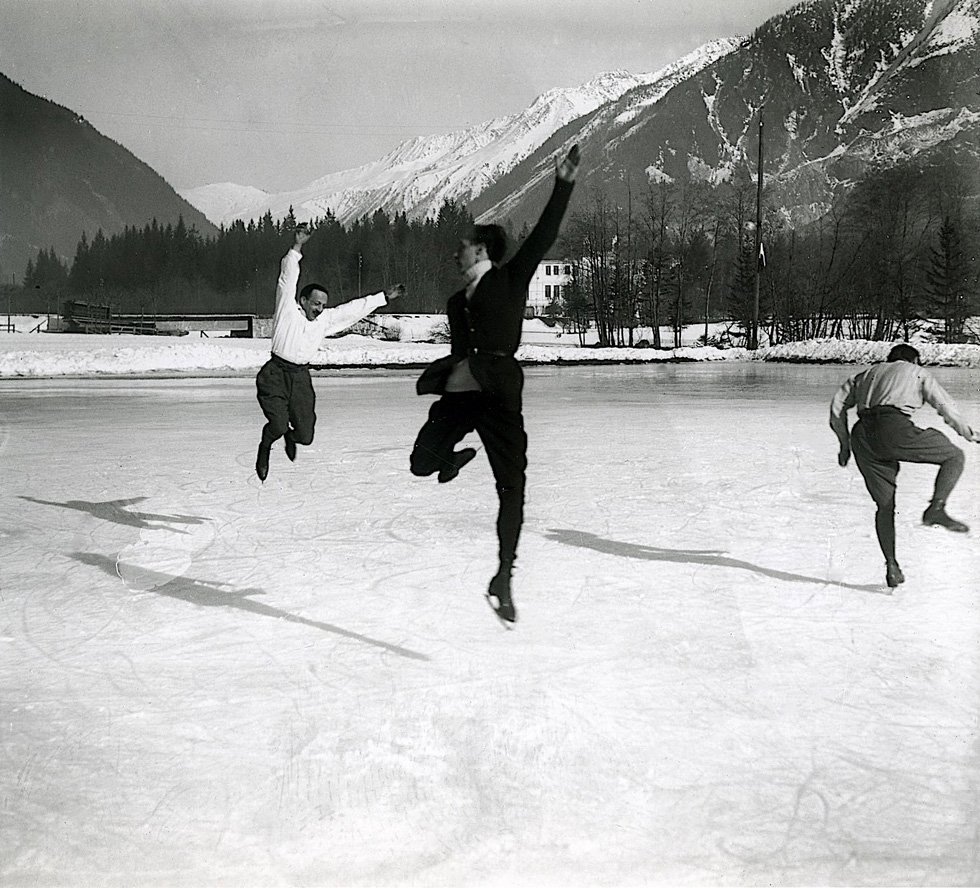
left=15, top=150, right=980, bottom=345
left=19, top=201, right=485, bottom=316
left=555, top=151, right=979, bottom=346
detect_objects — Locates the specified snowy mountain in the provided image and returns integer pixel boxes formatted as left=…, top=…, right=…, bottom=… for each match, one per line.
left=0, top=72, right=216, bottom=279
left=471, top=0, right=980, bottom=229
left=179, top=38, right=742, bottom=228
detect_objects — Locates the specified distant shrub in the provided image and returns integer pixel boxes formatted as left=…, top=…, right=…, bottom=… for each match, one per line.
left=379, top=322, right=402, bottom=342
left=427, top=320, right=451, bottom=343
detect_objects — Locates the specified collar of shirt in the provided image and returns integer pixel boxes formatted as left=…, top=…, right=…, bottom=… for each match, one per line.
left=464, top=259, right=493, bottom=299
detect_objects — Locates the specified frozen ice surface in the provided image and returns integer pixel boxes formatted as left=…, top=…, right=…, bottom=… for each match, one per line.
left=1, top=364, right=978, bottom=886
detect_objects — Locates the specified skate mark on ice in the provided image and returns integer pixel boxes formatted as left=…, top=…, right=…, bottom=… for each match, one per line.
left=545, top=528, right=883, bottom=593
left=70, top=552, right=430, bottom=661
left=19, top=495, right=207, bottom=532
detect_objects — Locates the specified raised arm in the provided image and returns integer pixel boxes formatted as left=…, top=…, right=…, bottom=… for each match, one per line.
left=274, top=226, right=311, bottom=312
left=507, top=145, right=581, bottom=283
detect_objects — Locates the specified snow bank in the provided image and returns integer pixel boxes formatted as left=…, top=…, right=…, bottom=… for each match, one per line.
left=1, top=327, right=978, bottom=378
left=760, top=337, right=980, bottom=367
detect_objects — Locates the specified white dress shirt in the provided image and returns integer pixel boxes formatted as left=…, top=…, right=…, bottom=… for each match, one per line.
left=270, top=248, right=387, bottom=365
left=830, top=360, right=974, bottom=441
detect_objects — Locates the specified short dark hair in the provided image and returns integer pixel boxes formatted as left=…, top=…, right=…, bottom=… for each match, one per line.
left=471, top=224, right=508, bottom=264
left=887, top=343, right=919, bottom=364
left=299, top=283, right=329, bottom=302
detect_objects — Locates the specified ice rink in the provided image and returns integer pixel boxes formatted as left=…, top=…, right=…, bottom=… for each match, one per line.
left=2, top=363, right=979, bottom=886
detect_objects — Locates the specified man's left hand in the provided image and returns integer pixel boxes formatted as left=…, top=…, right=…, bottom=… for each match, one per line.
left=556, top=144, right=581, bottom=182
left=838, top=446, right=850, bottom=467
left=385, top=283, right=405, bottom=302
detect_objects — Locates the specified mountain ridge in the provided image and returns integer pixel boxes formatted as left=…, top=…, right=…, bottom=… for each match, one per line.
left=0, top=72, right=217, bottom=279
left=179, top=38, right=743, bottom=228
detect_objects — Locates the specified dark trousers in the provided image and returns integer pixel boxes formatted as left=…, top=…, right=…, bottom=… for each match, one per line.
left=256, top=356, right=316, bottom=448
left=851, top=406, right=964, bottom=561
left=410, top=392, right=528, bottom=566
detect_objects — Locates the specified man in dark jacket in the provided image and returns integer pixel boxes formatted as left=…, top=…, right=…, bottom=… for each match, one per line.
left=410, top=145, right=580, bottom=625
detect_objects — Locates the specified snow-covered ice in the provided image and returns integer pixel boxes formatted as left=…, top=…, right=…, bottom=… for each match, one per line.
left=2, top=360, right=978, bottom=886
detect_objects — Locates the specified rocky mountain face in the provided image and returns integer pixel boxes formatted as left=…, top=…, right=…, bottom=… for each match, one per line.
left=470, top=0, right=980, bottom=229
left=179, top=38, right=742, bottom=227
left=11, top=0, right=976, bottom=282
left=0, top=73, right=216, bottom=280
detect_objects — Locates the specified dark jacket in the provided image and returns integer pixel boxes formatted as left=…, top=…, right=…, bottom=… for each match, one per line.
left=417, top=177, right=575, bottom=411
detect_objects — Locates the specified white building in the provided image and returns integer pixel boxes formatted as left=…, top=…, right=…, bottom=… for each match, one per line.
left=526, top=258, right=573, bottom=317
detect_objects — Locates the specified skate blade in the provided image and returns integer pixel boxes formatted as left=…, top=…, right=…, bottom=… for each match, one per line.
left=485, top=594, right=517, bottom=629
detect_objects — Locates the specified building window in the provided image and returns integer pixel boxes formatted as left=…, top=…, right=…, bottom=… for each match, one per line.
left=564, top=265, right=571, bottom=275
left=545, top=265, right=552, bottom=275
left=553, top=285, right=560, bottom=300
left=545, top=285, right=552, bottom=298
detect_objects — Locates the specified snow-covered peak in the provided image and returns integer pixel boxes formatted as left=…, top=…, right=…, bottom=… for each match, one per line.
left=180, top=40, right=739, bottom=229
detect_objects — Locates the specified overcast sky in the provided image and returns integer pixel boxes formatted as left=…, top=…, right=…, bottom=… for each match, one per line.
left=3, top=0, right=799, bottom=192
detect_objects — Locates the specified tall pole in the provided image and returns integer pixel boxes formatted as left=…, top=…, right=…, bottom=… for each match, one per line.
left=751, top=112, right=764, bottom=350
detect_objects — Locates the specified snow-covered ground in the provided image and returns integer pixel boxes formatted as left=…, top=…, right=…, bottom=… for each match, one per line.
left=2, top=363, right=978, bottom=886
left=2, top=319, right=980, bottom=378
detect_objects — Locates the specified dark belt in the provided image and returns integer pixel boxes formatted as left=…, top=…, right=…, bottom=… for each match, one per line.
left=468, top=347, right=512, bottom=358
left=858, top=405, right=905, bottom=419
left=271, top=353, right=310, bottom=372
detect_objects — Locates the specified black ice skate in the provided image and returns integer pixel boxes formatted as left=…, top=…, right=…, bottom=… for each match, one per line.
left=922, top=501, right=969, bottom=533
left=486, top=565, right=517, bottom=627
left=284, top=431, right=297, bottom=462
left=438, top=447, right=477, bottom=484
left=255, top=442, right=271, bottom=482
left=885, top=560, right=905, bottom=589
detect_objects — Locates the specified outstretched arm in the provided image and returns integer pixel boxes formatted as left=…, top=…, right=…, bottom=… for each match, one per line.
left=316, top=282, right=405, bottom=337
left=922, top=372, right=976, bottom=441
left=508, top=145, right=581, bottom=282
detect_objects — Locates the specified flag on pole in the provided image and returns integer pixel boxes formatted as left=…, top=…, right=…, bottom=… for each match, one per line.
left=758, top=241, right=767, bottom=269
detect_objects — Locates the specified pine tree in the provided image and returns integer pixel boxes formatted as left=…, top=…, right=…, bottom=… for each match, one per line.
left=925, top=215, right=970, bottom=343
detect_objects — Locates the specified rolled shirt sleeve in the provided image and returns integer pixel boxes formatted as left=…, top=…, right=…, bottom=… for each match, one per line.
left=921, top=372, right=974, bottom=440
left=829, top=374, right=856, bottom=445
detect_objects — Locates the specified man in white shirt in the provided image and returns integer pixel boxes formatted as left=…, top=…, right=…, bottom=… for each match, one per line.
left=255, top=224, right=404, bottom=481
left=830, top=343, right=978, bottom=588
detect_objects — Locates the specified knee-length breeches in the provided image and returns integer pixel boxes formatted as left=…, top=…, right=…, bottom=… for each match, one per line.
left=256, top=357, right=316, bottom=446
left=851, top=408, right=962, bottom=509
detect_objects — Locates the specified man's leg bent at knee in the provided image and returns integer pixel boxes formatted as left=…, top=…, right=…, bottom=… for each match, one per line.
left=410, top=396, right=475, bottom=479
left=889, top=426, right=968, bottom=531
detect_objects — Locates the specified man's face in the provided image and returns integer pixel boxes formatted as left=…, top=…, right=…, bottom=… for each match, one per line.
left=454, top=238, right=487, bottom=274
left=300, top=289, right=329, bottom=321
